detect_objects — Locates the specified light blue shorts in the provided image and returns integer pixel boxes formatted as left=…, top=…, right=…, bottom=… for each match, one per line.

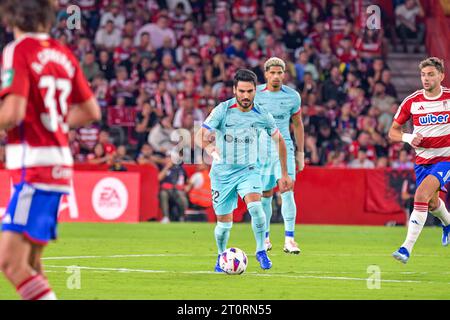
left=260, top=149, right=296, bottom=191
left=210, top=166, right=262, bottom=215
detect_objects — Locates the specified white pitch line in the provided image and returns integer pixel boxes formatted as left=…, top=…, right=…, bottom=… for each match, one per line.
left=42, top=252, right=446, bottom=261
left=43, top=265, right=445, bottom=285
left=42, top=254, right=196, bottom=260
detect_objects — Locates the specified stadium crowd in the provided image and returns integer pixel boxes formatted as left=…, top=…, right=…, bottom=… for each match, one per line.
left=0, top=0, right=423, bottom=172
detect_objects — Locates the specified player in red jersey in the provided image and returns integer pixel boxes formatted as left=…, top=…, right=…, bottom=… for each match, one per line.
left=389, top=57, right=450, bottom=264
left=0, top=0, right=101, bottom=299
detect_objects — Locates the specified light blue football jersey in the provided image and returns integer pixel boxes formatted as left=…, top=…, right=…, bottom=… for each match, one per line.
left=255, top=84, right=301, bottom=160
left=202, top=97, right=278, bottom=177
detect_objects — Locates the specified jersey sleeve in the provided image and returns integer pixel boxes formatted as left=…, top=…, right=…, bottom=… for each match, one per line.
left=70, top=57, right=94, bottom=104
left=393, top=98, right=412, bottom=125
left=0, top=43, right=30, bottom=99
left=202, top=103, right=225, bottom=130
left=291, top=91, right=302, bottom=116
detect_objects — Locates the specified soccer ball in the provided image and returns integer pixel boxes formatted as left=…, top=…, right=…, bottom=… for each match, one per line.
left=219, top=247, right=248, bottom=275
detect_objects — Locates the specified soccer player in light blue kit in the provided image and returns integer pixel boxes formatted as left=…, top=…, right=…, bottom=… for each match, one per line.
left=255, top=57, right=305, bottom=254
left=195, top=69, right=292, bottom=271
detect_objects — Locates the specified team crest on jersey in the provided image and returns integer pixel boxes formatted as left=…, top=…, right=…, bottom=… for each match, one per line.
left=1, top=69, right=14, bottom=88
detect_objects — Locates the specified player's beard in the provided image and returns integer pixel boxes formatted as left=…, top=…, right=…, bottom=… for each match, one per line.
left=237, top=97, right=253, bottom=109
left=271, top=80, right=282, bottom=89
left=423, top=82, right=435, bottom=92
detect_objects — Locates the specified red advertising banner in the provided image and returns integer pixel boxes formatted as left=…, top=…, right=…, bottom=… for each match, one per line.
left=59, top=172, right=140, bottom=222
left=0, top=171, right=140, bottom=223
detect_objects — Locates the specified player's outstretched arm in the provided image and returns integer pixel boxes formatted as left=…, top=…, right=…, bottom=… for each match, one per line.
left=67, top=97, right=101, bottom=128
left=388, top=121, right=423, bottom=148
left=0, top=94, right=26, bottom=130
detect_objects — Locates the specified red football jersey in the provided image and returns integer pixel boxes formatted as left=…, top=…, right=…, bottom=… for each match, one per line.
left=394, top=87, right=450, bottom=165
left=0, top=33, right=94, bottom=192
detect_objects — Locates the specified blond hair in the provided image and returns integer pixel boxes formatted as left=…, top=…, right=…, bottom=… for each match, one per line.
left=264, top=57, right=286, bottom=72
left=419, top=57, right=445, bottom=73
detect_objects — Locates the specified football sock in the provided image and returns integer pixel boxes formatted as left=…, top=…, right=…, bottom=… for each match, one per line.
left=214, top=221, right=232, bottom=254
left=261, top=196, right=273, bottom=239
left=247, top=201, right=266, bottom=252
left=16, top=274, right=57, bottom=300
left=401, top=202, right=428, bottom=253
left=430, top=199, right=450, bottom=226
left=281, top=191, right=297, bottom=238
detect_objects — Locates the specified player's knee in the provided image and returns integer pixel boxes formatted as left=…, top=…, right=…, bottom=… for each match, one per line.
left=0, top=254, right=21, bottom=279
left=428, top=197, right=440, bottom=211
left=247, top=201, right=264, bottom=218
left=414, top=190, right=433, bottom=204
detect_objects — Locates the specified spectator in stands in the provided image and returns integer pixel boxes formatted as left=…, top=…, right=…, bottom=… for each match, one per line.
left=158, top=157, right=189, bottom=223
left=349, top=131, right=377, bottom=162
left=392, top=149, right=415, bottom=170
left=109, top=66, right=137, bottom=105
left=136, top=143, right=163, bottom=166
left=295, top=51, right=319, bottom=84
left=113, top=145, right=136, bottom=165
left=321, top=65, right=345, bottom=104
left=395, top=0, right=425, bottom=53
left=135, top=101, right=159, bottom=153
left=348, top=147, right=375, bottom=169
left=98, top=129, right=117, bottom=156
left=87, top=143, right=112, bottom=165
left=185, top=163, right=212, bottom=210
left=95, top=20, right=122, bottom=51
left=98, top=50, right=115, bottom=81
left=326, top=150, right=347, bottom=168
left=135, top=14, right=176, bottom=50
left=100, top=2, right=125, bottom=30
left=173, top=98, right=204, bottom=129
left=371, top=81, right=396, bottom=114
left=69, top=129, right=83, bottom=163
left=148, top=115, right=174, bottom=156
left=381, top=69, right=398, bottom=99
left=232, top=0, right=258, bottom=25
left=156, top=36, right=177, bottom=64
left=81, top=51, right=100, bottom=82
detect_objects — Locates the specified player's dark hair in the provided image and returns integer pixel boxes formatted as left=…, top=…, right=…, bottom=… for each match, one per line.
left=419, top=57, right=445, bottom=74
left=0, top=0, right=56, bottom=33
left=233, top=69, right=257, bottom=88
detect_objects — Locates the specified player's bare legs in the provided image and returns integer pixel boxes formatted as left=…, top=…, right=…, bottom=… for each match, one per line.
left=29, top=243, right=45, bottom=275
left=0, top=232, right=56, bottom=299
left=0, top=232, right=34, bottom=286
left=244, top=192, right=272, bottom=269
left=394, top=175, right=441, bottom=263
left=428, top=186, right=450, bottom=246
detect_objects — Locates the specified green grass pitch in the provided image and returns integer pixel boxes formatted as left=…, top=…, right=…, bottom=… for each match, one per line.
left=1, top=222, right=449, bottom=300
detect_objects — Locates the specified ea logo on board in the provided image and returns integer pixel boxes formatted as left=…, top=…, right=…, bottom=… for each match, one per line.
left=92, top=178, right=128, bottom=220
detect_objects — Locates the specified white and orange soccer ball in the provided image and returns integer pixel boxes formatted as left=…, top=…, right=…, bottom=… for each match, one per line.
left=219, top=247, right=248, bottom=275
